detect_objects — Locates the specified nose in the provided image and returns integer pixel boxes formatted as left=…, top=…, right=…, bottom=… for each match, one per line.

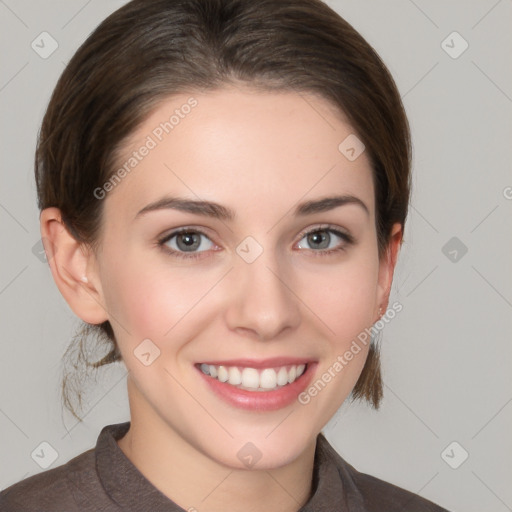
left=224, top=246, right=301, bottom=341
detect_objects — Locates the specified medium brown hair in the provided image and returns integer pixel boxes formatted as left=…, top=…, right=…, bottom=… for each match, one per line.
left=36, top=0, right=411, bottom=421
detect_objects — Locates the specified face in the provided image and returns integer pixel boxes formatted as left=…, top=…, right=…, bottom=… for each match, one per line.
left=91, top=85, right=394, bottom=469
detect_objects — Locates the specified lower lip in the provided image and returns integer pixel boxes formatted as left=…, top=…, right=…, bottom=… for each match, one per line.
left=196, top=363, right=317, bottom=411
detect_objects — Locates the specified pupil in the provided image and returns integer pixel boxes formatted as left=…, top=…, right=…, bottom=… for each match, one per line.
left=179, top=232, right=199, bottom=250
left=309, top=231, right=328, bottom=249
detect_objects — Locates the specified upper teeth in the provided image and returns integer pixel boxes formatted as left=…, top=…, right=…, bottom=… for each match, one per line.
left=199, top=363, right=306, bottom=391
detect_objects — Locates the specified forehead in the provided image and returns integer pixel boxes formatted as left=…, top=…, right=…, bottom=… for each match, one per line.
left=104, top=86, right=375, bottom=223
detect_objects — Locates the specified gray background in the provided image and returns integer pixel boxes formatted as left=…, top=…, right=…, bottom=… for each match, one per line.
left=1, top=1, right=511, bottom=511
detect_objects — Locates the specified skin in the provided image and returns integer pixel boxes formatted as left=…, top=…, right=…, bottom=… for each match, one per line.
left=41, top=84, right=402, bottom=512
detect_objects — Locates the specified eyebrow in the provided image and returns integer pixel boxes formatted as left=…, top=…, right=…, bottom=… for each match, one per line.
left=135, top=194, right=369, bottom=221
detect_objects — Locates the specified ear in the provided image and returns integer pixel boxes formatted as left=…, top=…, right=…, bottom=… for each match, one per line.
left=40, top=207, right=108, bottom=324
left=375, top=222, right=403, bottom=321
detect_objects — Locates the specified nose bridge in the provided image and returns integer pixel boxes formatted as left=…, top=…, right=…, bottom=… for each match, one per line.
left=225, top=234, right=301, bottom=340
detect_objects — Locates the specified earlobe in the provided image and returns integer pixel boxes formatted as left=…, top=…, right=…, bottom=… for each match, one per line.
left=40, top=207, right=108, bottom=325
left=375, top=222, right=403, bottom=319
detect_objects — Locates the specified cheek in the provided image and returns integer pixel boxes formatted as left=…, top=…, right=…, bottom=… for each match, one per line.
left=294, top=260, right=378, bottom=420
left=299, top=256, right=379, bottom=344
left=100, top=254, right=216, bottom=343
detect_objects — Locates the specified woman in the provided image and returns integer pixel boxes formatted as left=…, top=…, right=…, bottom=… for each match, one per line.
left=0, top=0, right=451, bottom=510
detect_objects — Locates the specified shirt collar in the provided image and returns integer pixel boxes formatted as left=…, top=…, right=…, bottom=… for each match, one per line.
left=96, top=422, right=183, bottom=510
left=96, top=422, right=362, bottom=510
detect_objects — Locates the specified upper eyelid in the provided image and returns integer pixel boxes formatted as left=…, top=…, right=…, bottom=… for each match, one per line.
left=296, top=224, right=352, bottom=240
left=158, top=225, right=215, bottom=244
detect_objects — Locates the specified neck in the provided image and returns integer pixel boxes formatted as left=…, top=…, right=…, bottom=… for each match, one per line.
left=117, top=387, right=317, bottom=512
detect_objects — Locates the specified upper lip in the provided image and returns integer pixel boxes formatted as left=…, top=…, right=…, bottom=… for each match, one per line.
left=196, top=357, right=315, bottom=369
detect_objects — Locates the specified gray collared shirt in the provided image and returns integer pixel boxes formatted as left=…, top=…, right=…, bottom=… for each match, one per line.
left=0, top=422, right=450, bottom=511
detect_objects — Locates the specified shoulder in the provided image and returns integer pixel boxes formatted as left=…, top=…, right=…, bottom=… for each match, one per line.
left=317, top=433, right=451, bottom=512
left=0, top=447, right=104, bottom=512
left=350, top=470, right=449, bottom=511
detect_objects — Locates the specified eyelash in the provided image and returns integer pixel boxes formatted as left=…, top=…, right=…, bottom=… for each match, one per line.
left=157, top=224, right=355, bottom=260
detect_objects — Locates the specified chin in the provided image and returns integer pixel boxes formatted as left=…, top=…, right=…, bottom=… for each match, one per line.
left=197, top=425, right=316, bottom=471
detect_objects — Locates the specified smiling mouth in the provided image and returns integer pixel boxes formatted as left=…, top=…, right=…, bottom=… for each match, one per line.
left=196, top=363, right=308, bottom=392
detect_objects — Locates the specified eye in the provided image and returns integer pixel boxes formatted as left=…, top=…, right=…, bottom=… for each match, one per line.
left=158, top=228, right=215, bottom=260
left=157, top=224, right=354, bottom=260
left=296, top=225, right=354, bottom=256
